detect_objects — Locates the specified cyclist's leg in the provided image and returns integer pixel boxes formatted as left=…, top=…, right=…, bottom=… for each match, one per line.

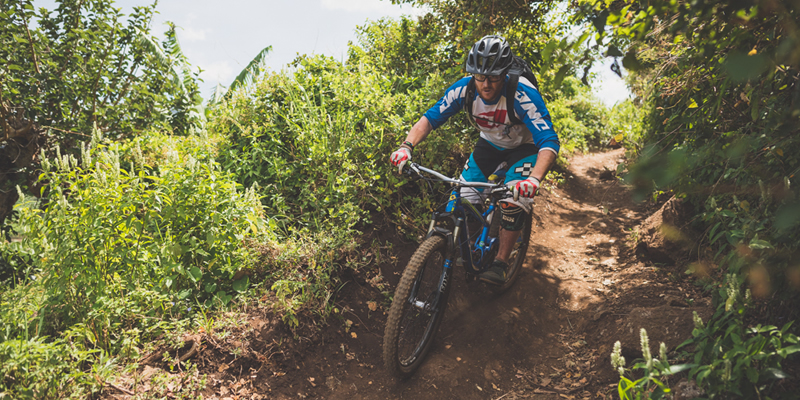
left=459, top=138, right=507, bottom=205
left=496, top=144, right=539, bottom=263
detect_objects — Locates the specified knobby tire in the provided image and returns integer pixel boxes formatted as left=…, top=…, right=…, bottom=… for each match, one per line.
left=383, top=235, right=450, bottom=379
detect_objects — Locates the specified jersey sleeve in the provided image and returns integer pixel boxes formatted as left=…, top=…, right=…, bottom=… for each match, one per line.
left=422, top=77, right=472, bottom=130
left=513, top=83, right=560, bottom=155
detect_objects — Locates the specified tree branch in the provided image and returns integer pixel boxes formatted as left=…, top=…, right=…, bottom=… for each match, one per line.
left=41, top=125, right=90, bottom=137
left=19, top=1, right=41, bottom=75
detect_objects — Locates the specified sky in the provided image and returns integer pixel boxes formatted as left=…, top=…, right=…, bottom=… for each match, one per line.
left=32, top=0, right=630, bottom=107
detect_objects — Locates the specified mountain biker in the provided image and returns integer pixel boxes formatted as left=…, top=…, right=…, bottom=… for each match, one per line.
left=390, top=35, right=560, bottom=285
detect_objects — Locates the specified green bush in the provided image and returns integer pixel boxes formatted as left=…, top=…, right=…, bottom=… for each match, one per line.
left=211, top=54, right=467, bottom=232
left=606, top=99, right=645, bottom=156
left=576, top=0, right=800, bottom=396
left=207, top=54, right=472, bottom=319
left=549, top=76, right=610, bottom=154
left=0, top=337, right=102, bottom=399
left=682, top=296, right=800, bottom=397
left=0, top=129, right=266, bottom=397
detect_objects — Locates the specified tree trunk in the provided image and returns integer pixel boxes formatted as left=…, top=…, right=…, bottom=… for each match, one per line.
left=0, top=107, right=43, bottom=226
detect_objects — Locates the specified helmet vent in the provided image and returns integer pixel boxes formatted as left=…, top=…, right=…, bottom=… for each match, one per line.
left=465, top=35, right=513, bottom=76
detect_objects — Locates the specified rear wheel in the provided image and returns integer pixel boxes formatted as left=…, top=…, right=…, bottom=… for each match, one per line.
left=383, top=235, right=451, bottom=379
left=491, top=211, right=531, bottom=293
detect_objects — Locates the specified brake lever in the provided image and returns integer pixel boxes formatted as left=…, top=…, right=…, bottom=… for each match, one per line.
left=403, top=163, right=423, bottom=182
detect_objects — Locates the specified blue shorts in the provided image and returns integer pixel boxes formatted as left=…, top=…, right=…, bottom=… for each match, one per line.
left=459, top=138, right=539, bottom=204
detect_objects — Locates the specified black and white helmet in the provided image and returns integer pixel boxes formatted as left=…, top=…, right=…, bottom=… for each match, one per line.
left=465, top=35, right=513, bottom=76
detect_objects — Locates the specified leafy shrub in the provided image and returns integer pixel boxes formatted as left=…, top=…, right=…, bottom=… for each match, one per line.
left=682, top=301, right=800, bottom=397
left=0, top=0, right=205, bottom=226
left=578, top=0, right=800, bottom=397
left=0, top=129, right=266, bottom=396
left=211, top=54, right=466, bottom=232
left=612, top=299, right=800, bottom=398
left=606, top=99, right=645, bottom=156
left=611, top=329, right=681, bottom=400
left=549, top=77, right=610, bottom=153
left=0, top=337, right=100, bottom=399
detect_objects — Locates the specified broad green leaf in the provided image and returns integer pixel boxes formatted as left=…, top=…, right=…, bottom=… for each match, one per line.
left=782, top=344, right=800, bottom=355
left=749, top=239, right=773, bottom=250
left=724, top=51, right=769, bottom=82
left=592, top=10, right=609, bottom=35
left=232, top=276, right=249, bottom=293
left=553, top=65, right=569, bottom=88
left=216, top=290, right=232, bottom=305
left=764, top=368, right=788, bottom=380
left=621, top=49, right=644, bottom=71
left=189, top=266, right=202, bottom=282
left=607, top=45, right=624, bottom=57
left=665, top=364, right=696, bottom=374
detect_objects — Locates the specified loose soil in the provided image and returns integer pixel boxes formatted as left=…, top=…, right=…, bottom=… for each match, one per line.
left=105, top=148, right=715, bottom=399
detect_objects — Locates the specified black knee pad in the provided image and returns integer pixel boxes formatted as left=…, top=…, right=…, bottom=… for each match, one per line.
left=500, top=202, right=525, bottom=231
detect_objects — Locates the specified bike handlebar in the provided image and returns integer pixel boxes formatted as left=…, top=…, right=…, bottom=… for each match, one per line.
left=406, top=162, right=509, bottom=193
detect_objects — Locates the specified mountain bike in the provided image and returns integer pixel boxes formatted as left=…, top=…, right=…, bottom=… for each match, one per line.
left=382, top=162, right=532, bottom=379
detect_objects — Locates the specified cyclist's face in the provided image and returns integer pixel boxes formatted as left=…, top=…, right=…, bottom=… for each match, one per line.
left=474, top=75, right=504, bottom=102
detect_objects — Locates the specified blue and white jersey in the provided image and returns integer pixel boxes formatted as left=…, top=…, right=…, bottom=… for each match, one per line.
left=422, top=76, right=560, bottom=154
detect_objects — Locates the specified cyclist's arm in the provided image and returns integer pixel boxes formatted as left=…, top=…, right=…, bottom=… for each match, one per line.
left=513, top=81, right=560, bottom=180
left=404, top=77, right=470, bottom=147
left=402, top=116, right=433, bottom=148
left=529, top=148, right=556, bottom=182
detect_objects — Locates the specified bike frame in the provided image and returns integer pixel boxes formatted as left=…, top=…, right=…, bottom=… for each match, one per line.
left=407, top=163, right=506, bottom=313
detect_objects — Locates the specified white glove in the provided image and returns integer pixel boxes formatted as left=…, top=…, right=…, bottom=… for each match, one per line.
left=390, top=146, right=412, bottom=174
left=513, top=177, right=540, bottom=200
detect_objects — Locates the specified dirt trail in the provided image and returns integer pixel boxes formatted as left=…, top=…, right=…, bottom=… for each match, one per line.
left=109, top=149, right=713, bottom=400
left=247, top=148, right=708, bottom=400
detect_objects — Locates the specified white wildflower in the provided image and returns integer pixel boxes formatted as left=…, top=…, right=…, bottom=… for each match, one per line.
left=91, top=122, right=103, bottom=145
left=611, top=341, right=626, bottom=377
left=693, top=311, right=704, bottom=329
left=722, top=359, right=731, bottom=381
left=640, top=328, right=652, bottom=370
left=725, top=274, right=739, bottom=312
left=81, top=142, right=92, bottom=168
left=134, top=141, right=144, bottom=166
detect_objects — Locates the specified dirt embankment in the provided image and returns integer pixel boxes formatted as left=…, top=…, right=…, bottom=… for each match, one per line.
left=104, top=148, right=713, bottom=400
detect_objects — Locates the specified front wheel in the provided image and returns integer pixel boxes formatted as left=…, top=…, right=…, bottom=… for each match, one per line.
left=491, top=211, right=531, bottom=293
left=383, top=235, right=451, bottom=379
